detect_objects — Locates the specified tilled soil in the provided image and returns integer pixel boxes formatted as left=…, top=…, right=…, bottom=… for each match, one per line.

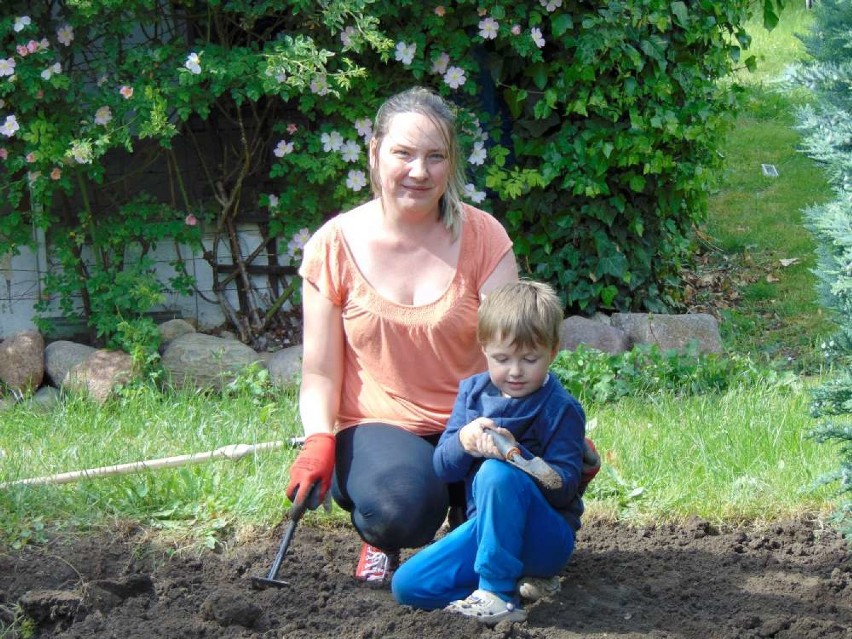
left=0, top=516, right=849, bottom=639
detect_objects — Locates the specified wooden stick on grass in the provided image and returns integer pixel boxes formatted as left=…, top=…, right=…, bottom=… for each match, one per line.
left=0, top=438, right=305, bottom=488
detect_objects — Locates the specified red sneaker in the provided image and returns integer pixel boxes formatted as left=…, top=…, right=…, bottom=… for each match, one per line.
left=355, top=543, right=400, bottom=583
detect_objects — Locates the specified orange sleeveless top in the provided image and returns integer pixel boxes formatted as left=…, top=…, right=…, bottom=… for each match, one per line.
left=299, top=204, right=513, bottom=436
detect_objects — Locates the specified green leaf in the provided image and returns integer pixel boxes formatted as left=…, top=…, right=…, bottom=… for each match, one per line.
left=600, top=285, right=619, bottom=307
left=671, top=2, right=688, bottom=27
left=529, top=63, right=549, bottom=91
left=763, top=0, right=781, bottom=31
left=552, top=14, right=573, bottom=37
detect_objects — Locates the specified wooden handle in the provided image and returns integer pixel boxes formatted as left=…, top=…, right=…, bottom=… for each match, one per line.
left=489, top=430, right=520, bottom=460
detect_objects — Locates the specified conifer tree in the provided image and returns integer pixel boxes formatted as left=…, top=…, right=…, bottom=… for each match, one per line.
left=791, top=0, right=852, bottom=537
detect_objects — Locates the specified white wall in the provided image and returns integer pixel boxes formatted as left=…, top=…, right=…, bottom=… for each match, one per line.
left=0, top=222, right=296, bottom=339
left=0, top=243, right=44, bottom=335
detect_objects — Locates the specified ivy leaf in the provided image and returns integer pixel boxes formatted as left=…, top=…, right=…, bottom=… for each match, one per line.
left=671, top=2, right=688, bottom=27
left=763, top=0, right=781, bottom=31
left=600, top=285, right=619, bottom=307
left=552, top=14, right=573, bottom=37
left=528, top=63, right=548, bottom=91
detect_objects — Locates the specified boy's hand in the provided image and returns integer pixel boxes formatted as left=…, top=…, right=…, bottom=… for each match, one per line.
left=459, top=418, right=507, bottom=458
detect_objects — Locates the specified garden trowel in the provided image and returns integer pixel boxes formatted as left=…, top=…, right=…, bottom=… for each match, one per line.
left=489, top=431, right=563, bottom=490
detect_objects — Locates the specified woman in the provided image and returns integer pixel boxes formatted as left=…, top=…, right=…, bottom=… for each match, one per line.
left=286, top=86, right=518, bottom=583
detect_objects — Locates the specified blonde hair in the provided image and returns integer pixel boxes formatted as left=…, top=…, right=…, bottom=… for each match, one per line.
left=369, top=86, right=467, bottom=239
left=477, top=280, right=563, bottom=351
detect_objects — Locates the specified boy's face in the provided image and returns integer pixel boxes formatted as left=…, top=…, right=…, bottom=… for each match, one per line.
left=482, top=336, right=556, bottom=399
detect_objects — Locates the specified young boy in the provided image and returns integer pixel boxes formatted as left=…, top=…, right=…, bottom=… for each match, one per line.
left=391, top=280, right=596, bottom=624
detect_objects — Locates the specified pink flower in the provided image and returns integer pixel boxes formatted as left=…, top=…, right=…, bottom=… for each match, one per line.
left=57, top=24, right=74, bottom=46
left=26, top=152, right=36, bottom=163
left=531, top=27, right=546, bottom=48
left=1, top=114, right=20, bottom=137
left=346, top=169, right=367, bottom=192
left=511, top=24, right=522, bottom=36
left=354, top=117, right=372, bottom=140
left=185, top=214, right=198, bottom=226
left=443, top=66, right=466, bottom=89
left=287, top=122, right=298, bottom=134
left=120, top=85, right=134, bottom=99
left=340, top=26, right=357, bottom=47
left=434, top=6, right=445, bottom=16
left=94, top=105, right=112, bottom=126
left=0, top=58, right=15, bottom=76
left=478, top=17, right=499, bottom=40
left=0, top=148, right=7, bottom=160
left=431, top=52, right=450, bottom=75
left=16, top=45, right=28, bottom=57
left=13, top=16, right=31, bottom=33
left=26, top=40, right=38, bottom=54
left=310, top=74, right=330, bottom=96
left=394, top=42, right=416, bottom=66
left=273, top=140, right=294, bottom=157
left=50, top=167, right=61, bottom=180
left=185, top=52, right=201, bottom=74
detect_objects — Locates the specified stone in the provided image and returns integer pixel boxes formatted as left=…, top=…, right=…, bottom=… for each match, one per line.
left=158, top=319, right=196, bottom=352
left=44, top=341, right=97, bottom=388
left=160, top=333, right=264, bottom=390
left=64, top=349, right=134, bottom=404
left=0, top=330, right=45, bottom=393
left=28, top=386, right=62, bottom=411
left=267, top=345, right=303, bottom=387
left=610, top=313, right=723, bottom=354
left=560, top=316, right=632, bottom=355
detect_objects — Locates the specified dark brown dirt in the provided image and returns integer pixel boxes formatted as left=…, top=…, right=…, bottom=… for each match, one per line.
left=0, top=516, right=849, bottom=639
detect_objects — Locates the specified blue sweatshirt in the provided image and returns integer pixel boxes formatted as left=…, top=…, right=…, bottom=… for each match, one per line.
left=434, top=371, right=587, bottom=530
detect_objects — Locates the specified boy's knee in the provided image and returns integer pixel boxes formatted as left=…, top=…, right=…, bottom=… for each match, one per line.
left=390, top=563, right=419, bottom=606
left=475, top=458, right=523, bottom=488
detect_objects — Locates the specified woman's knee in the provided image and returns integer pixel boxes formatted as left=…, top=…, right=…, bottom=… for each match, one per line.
left=354, top=484, right=447, bottom=549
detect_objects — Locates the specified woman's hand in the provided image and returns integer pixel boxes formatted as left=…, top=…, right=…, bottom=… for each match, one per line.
left=458, top=418, right=514, bottom=459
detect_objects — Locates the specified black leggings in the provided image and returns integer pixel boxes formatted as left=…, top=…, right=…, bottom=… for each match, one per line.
left=332, top=423, right=463, bottom=551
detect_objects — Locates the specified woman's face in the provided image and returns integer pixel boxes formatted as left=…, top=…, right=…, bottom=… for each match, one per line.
left=370, top=111, right=451, bottom=217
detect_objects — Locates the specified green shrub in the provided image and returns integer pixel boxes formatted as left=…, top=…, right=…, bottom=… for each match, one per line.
left=788, top=0, right=852, bottom=538
left=550, top=343, right=796, bottom=406
left=0, top=1, right=783, bottom=345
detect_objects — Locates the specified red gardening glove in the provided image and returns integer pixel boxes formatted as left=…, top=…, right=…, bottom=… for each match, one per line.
left=579, top=437, right=601, bottom=496
left=286, top=433, right=336, bottom=510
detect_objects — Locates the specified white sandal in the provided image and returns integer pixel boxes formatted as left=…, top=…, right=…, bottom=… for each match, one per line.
left=444, top=589, right=527, bottom=624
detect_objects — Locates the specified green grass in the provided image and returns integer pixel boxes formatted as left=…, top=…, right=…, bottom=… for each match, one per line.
left=585, top=383, right=837, bottom=525
left=704, top=4, right=837, bottom=370
left=0, top=384, right=309, bottom=548
left=737, top=3, right=816, bottom=85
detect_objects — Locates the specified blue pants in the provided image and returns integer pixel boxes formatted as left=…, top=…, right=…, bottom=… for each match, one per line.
left=391, top=459, right=576, bottom=610
left=332, top=423, right=455, bottom=551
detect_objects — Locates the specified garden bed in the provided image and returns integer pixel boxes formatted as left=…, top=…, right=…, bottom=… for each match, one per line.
left=1, top=516, right=848, bottom=638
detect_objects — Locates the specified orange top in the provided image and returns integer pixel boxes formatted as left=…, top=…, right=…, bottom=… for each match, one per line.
left=299, top=204, right=513, bottom=436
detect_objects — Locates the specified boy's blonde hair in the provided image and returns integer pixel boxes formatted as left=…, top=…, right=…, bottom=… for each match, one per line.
left=477, top=280, right=563, bottom=351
